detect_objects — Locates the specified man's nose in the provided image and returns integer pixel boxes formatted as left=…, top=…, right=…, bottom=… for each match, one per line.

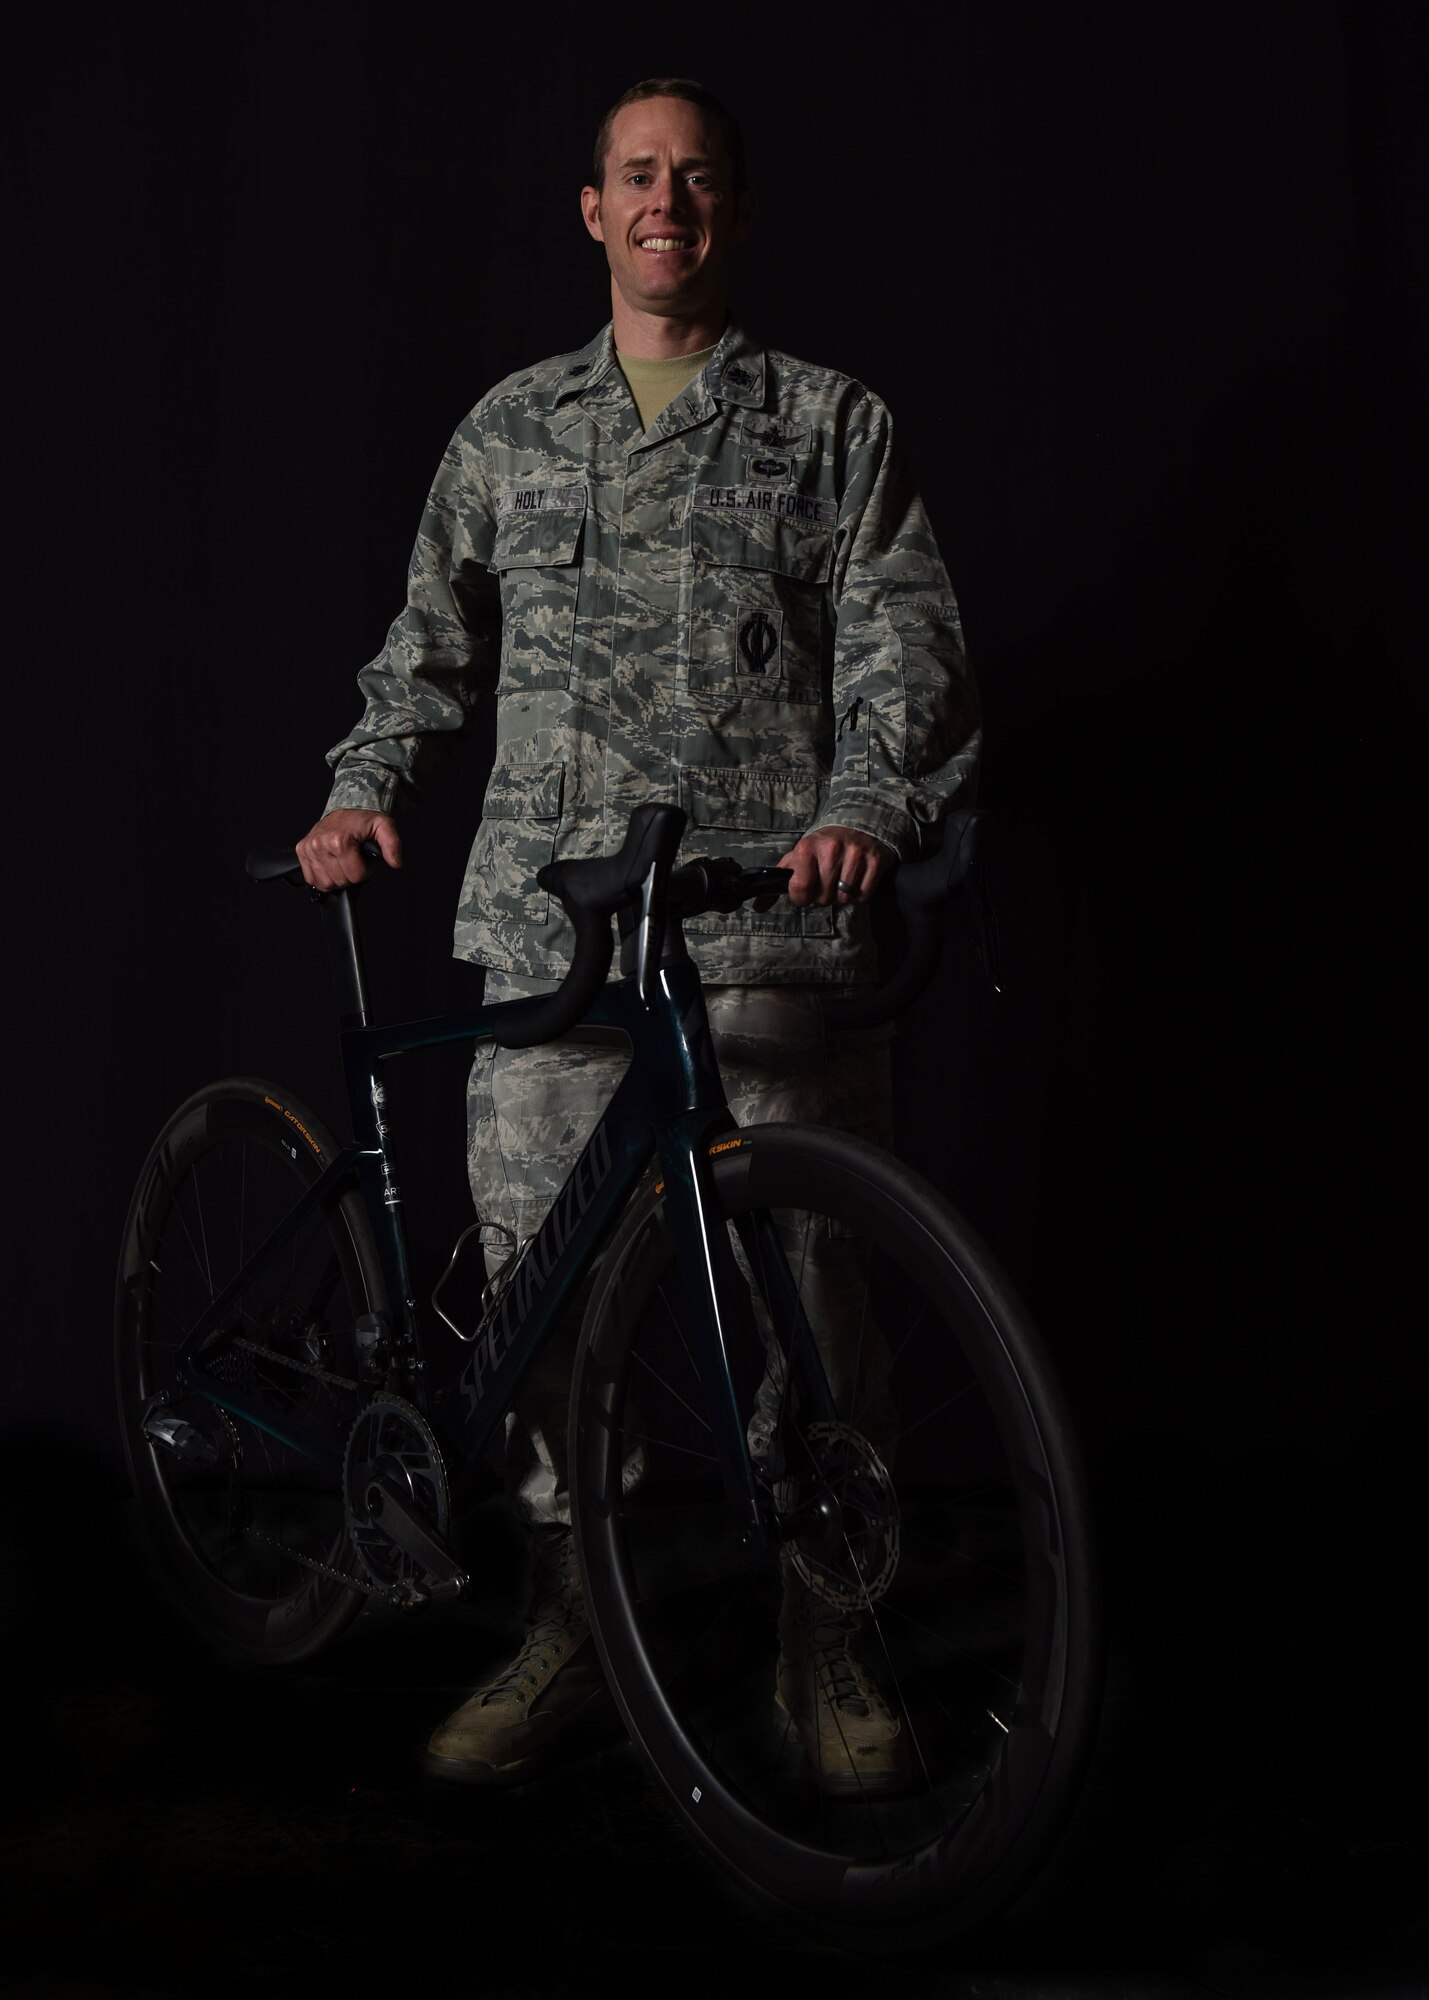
left=651, top=173, right=686, bottom=214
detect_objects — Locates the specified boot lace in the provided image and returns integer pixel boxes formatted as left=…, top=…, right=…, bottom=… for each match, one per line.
left=480, top=1531, right=584, bottom=1708
left=808, top=1612, right=874, bottom=1717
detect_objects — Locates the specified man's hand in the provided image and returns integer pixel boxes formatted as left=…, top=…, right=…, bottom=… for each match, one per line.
left=763, top=825, right=896, bottom=910
left=295, top=809, right=403, bottom=892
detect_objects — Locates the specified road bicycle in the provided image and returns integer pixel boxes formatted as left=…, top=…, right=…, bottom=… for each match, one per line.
left=114, top=802, right=1100, bottom=1950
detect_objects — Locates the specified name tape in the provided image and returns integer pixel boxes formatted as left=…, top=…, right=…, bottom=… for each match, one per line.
left=694, top=485, right=836, bottom=528
left=497, top=483, right=587, bottom=516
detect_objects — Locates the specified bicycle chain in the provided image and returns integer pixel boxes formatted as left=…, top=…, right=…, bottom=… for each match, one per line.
left=230, top=1334, right=360, bottom=1392
left=224, top=1337, right=400, bottom=1603
left=243, top=1526, right=405, bottom=1605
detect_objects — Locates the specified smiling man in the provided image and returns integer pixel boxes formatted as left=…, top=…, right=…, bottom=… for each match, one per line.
left=298, top=79, right=979, bottom=1790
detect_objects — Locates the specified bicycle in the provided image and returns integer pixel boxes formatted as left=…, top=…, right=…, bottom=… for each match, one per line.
left=115, top=801, right=1100, bottom=1951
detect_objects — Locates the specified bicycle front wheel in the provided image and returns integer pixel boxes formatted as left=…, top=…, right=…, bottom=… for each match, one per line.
left=115, top=1078, right=387, bottom=1665
left=571, top=1123, right=1099, bottom=1949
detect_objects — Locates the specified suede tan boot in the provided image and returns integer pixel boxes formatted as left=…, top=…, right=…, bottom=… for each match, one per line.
left=424, top=1528, right=611, bottom=1785
left=775, top=1577, right=911, bottom=1799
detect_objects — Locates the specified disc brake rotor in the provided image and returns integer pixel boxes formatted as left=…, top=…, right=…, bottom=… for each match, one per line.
left=775, top=1420, right=901, bottom=1612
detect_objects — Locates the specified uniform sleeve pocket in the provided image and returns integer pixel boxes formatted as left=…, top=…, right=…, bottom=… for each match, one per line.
left=473, top=759, right=567, bottom=923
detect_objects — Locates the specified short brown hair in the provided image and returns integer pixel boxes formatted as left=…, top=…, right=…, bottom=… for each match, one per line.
left=592, top=78, right=746, bottom=192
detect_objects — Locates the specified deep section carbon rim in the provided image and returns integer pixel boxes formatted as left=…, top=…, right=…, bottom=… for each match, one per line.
left=573, top=1124, right=1099, bottom=1946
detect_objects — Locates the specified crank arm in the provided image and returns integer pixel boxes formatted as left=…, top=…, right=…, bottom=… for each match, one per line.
left=369, top=1478, right=469, bottom=1599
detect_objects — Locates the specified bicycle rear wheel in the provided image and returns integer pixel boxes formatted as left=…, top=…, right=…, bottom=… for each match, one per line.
left=571, top=1123, right=1099, bottom=1949
left=115, top=1078, right=386, bottom=1665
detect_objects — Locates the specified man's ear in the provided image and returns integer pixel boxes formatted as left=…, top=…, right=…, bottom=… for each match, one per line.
left=580, top=185, right=605, bottom=244
left=733, top=186, right=757, bottom=245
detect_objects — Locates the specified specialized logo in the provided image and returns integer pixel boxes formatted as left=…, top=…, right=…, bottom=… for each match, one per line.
left=456, top=1120, right=614, bottom=1422
left=749, top=456, right=793, bottom=484
left=497, top=483, right=587, bottom=515
left=695, top=485, right=836, bottom=528
left=738, top=610, right=778, bottom=674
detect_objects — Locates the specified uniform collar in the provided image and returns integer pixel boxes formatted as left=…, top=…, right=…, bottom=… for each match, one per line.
left=553, top=326, right=623, bottom=408
left=553, top=320, right=767, bottom=423
left=703, top=321, right=765, bottom=408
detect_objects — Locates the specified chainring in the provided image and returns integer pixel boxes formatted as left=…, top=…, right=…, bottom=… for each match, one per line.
left=343, top=1395, right=451, bottom=1596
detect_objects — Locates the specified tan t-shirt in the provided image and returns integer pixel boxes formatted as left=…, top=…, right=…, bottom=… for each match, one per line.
left=616, top=343, right=718, bottom=432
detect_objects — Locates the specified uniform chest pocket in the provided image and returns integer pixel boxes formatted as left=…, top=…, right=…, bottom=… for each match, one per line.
left=492, top=487, right=587, bottom=692
left=689, top=507, right=834, bottom=707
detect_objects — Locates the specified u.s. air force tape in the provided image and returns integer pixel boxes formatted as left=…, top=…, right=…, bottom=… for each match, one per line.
left=694, top=485, right=837, bottom=528
left=497, top=483, right=588, bottom=515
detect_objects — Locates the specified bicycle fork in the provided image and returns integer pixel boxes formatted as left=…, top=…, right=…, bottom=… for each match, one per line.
left=656, top=1111, right=840, bottom=1556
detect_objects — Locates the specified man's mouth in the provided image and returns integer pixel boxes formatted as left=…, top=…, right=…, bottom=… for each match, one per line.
left=638, top=236, right=696, bottom=253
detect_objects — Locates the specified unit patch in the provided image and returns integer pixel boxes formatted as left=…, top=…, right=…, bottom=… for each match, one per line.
left=694, top=485, right=837, bottom=528
left=737, top=608, right=779, bottom=674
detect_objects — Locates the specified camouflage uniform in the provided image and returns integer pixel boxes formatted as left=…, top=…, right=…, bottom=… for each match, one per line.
left=323, top=320, right=979, bottom=1522
left=323, top=320, right=980, bottom=982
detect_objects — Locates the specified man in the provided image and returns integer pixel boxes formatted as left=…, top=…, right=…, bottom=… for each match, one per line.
left=297, top=79, right=979, bottom=1790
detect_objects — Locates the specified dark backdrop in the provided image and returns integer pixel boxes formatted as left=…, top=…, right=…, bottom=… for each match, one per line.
left=7, top=5, right=1425, bottom=1543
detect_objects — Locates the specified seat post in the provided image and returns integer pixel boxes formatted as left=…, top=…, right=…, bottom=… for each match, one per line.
left=317, top=887, right=371, bottom=1030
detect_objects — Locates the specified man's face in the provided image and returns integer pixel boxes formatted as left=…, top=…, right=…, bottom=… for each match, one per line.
left=581, top=96, right=753, bottom=324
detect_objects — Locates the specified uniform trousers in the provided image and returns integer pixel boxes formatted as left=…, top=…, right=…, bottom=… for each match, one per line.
left=466, top=976, right=895, bottom=1527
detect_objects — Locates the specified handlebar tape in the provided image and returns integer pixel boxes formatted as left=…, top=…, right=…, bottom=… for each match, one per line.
left=493, top=803, right=689, bottom=1050
left=820, top=809, right=986, bottom=1030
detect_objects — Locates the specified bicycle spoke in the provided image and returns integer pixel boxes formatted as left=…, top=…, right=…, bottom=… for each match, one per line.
left=893, top=1377, right=986, bottom=1446
left=871, top=1590, right=1022, bottom=1692
left=631, top=1347, right=714, bottom=1436
left=621, top=1429, right=721, bottom=1468
left=654, top=1279, right=705, bottom=1392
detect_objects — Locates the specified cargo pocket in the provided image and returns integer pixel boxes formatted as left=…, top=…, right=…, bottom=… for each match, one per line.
left=474, top=760, right=566, bottom=925
left=679, top=765, right=834, bottom=938
left=492, top=488, right=587, bottom=691
left=689, top=508, right=834, bottom=705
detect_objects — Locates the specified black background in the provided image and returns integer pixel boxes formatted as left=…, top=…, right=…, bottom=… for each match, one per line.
left=4, top=2, right=1426, bottom=1986
left=9, top=0, right=1424, bottom=1503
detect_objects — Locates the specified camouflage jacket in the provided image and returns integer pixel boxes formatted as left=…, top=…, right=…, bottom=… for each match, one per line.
left=324, top=321, right=980, bottom=983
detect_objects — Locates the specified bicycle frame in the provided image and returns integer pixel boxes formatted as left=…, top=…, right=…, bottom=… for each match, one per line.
left=172, top=948, right=818, bottom=1542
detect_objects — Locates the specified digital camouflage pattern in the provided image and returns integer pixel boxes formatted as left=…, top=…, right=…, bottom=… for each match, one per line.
left=325, top=320, right=980, bottom=983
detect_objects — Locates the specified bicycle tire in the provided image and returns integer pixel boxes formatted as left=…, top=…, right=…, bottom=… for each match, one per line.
left=115, top=1077, right=387, bottom=1666
left=571, top=1123, right=1100, bottom=1949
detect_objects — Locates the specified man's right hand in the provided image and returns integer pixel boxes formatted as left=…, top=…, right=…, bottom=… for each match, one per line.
left=295, top=810, right=402, bottom=892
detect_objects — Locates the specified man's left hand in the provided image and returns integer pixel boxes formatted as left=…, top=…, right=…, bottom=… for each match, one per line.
left=773, top=825, right=897, bottom=908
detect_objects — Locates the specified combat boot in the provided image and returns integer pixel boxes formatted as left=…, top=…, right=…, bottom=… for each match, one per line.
left=775, top=1575, right=911, bottom=1799
left=424, top=1525, right=612, bottom=1785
